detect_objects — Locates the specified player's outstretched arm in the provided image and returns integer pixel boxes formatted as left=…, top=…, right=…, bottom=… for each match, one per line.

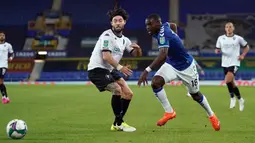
left=137, top=48, right=167, bottom=86
left=146, top=48, right=168, bottom=71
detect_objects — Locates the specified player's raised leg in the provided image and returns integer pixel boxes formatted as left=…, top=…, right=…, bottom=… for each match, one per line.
left=152, top=63, right=176, bottom=126
left=189, top=91, right=220, bottom=131
left=0, top=68, right=10, bottom=104
left=183, top=63, right=220, bottom=131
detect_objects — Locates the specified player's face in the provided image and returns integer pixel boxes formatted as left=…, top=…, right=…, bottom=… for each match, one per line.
left=145, top=18, right=160, bottom=36
left=0, top=33, right=5, bottom=42
left=111, top=16, right=126, bottom=33
left=225, top=23, right=234, bottom=35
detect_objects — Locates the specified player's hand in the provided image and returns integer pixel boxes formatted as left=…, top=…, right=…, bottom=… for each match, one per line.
left=215, top=49, right=220, bottom=54
left=238, top=55, right=244, bottom=61
left=123, top=65, right=131, bottom=80
left=9, top=57, right=13, bottom=61
left=170, top=23, right=177, bottom=34
left=200, top=70, right=205, bottom=75
left=130, top=43, right=140, bottom=49
left=137, top=70, right=149, bottom=87
left=130, top=43, right=142, bottom=57
left=119, top=65, right=133, bottom=77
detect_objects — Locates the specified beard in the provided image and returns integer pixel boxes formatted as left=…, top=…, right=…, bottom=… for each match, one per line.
left=112, top=26, right=123, bottom=33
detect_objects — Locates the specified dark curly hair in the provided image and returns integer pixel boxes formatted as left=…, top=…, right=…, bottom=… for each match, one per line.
left=107, top=8, right=129, bottom=21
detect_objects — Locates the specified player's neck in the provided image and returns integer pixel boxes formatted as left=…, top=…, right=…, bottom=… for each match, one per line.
left=226, top=33, right=234, bottom=37
left=111, top=29, right=123, bottom=38
left=0, top=41, right=5, bottom=44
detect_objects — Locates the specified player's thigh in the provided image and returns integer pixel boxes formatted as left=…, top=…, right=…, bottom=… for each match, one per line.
left=155, top=63, right=178, bottom=83
left=116, top=78, right=133, bottom=99
left=224, top=66, right=238, bottom=82
left=105, top=82, right=122, bottom=95
left=88, top=68, right=116, bottom=92
left=177, top=62, right=200, bottom=94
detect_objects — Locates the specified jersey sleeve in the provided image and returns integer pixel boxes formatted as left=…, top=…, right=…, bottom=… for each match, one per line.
left=238, top=36, right=248, bottom=47
left=8, top=44, right=14, bottom=53
left=216, top=37, right=221, bottom=49
left=100, top=34, right=114, bottom=52
left=158, top=31, right=170, bottom=48
left=125, top=38, right=134, bottom=53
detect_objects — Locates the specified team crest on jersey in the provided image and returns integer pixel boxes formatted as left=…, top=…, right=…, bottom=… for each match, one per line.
left=103, top=40, right=109, bottom=47
left=159, top=36, right=165, bottom=44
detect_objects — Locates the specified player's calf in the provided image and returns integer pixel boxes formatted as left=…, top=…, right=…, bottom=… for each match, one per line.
left=225, top=72, right=235, bottom=98
left=190, top=91, right=220, bottom=131
left=151, top=76, right=175, bottom=126
left=116, top=78, right=134, bottom=123
left=106, top=83, right=123, bottom=125
left=190, top=92, right=214, bottom=116
left=0, top=79, right=10, bottom=104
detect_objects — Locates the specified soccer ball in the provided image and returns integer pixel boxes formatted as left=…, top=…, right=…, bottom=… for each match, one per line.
left=6, top=119, right=28, bottom=139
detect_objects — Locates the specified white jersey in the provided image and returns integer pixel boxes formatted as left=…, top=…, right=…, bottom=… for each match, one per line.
left=0, top=42, right=13, bottom=68
left=88, top=29, right=133, bottom=71
left=216, top=34, right=247, bottom=67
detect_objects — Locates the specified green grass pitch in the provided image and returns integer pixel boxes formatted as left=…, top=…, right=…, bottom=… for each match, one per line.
left=0, top=85, right=254, bottom=143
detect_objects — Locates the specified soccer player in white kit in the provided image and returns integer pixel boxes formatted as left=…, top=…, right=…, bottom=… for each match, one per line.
left=215, top=22, right=249, bottom=111
left=0, top=32, right=14, bottom=104
left=87, top=8, right=142, bottom=132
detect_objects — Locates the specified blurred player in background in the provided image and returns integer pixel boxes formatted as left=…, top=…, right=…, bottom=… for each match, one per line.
left=0, top=32, right=14, bottom=104
left=138, top=14, right=220, bottom=131
left=215, top=22, right=249, bottom=111
left=87, top=8, right=142, bottom=132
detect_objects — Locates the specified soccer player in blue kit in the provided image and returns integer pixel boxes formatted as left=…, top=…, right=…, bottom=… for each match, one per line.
left=138, top=14, right=220, bottom=131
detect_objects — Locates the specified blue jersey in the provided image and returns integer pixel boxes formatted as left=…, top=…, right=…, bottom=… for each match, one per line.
left=153, top=22, right=193, bottom=71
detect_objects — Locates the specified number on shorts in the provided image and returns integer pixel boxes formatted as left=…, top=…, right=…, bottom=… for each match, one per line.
left=191, top=78, right=198, bottom=88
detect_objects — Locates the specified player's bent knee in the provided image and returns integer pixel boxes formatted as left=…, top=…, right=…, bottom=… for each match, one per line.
left=114, top=85, right=122, bottom=95
left=151, top=76, right=165, bottom=89
left=0, top=78, right=3, bottom=84
left=190, top=91, right=203, bottom=102
left=123, top=90, right=133, bottom=100
left=225, top=72, right=234, bottom=83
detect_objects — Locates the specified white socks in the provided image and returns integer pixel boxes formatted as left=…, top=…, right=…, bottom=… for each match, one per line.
left=153, top=87, right=173, bottom=113
left=198, top=95, right=214, bottom=116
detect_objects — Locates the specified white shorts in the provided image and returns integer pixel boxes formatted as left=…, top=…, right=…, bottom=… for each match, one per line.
left=155, top=60, right=199, bottom=94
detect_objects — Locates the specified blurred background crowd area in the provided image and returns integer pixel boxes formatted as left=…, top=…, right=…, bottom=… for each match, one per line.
left=1, top=0, right=255, bottom=82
